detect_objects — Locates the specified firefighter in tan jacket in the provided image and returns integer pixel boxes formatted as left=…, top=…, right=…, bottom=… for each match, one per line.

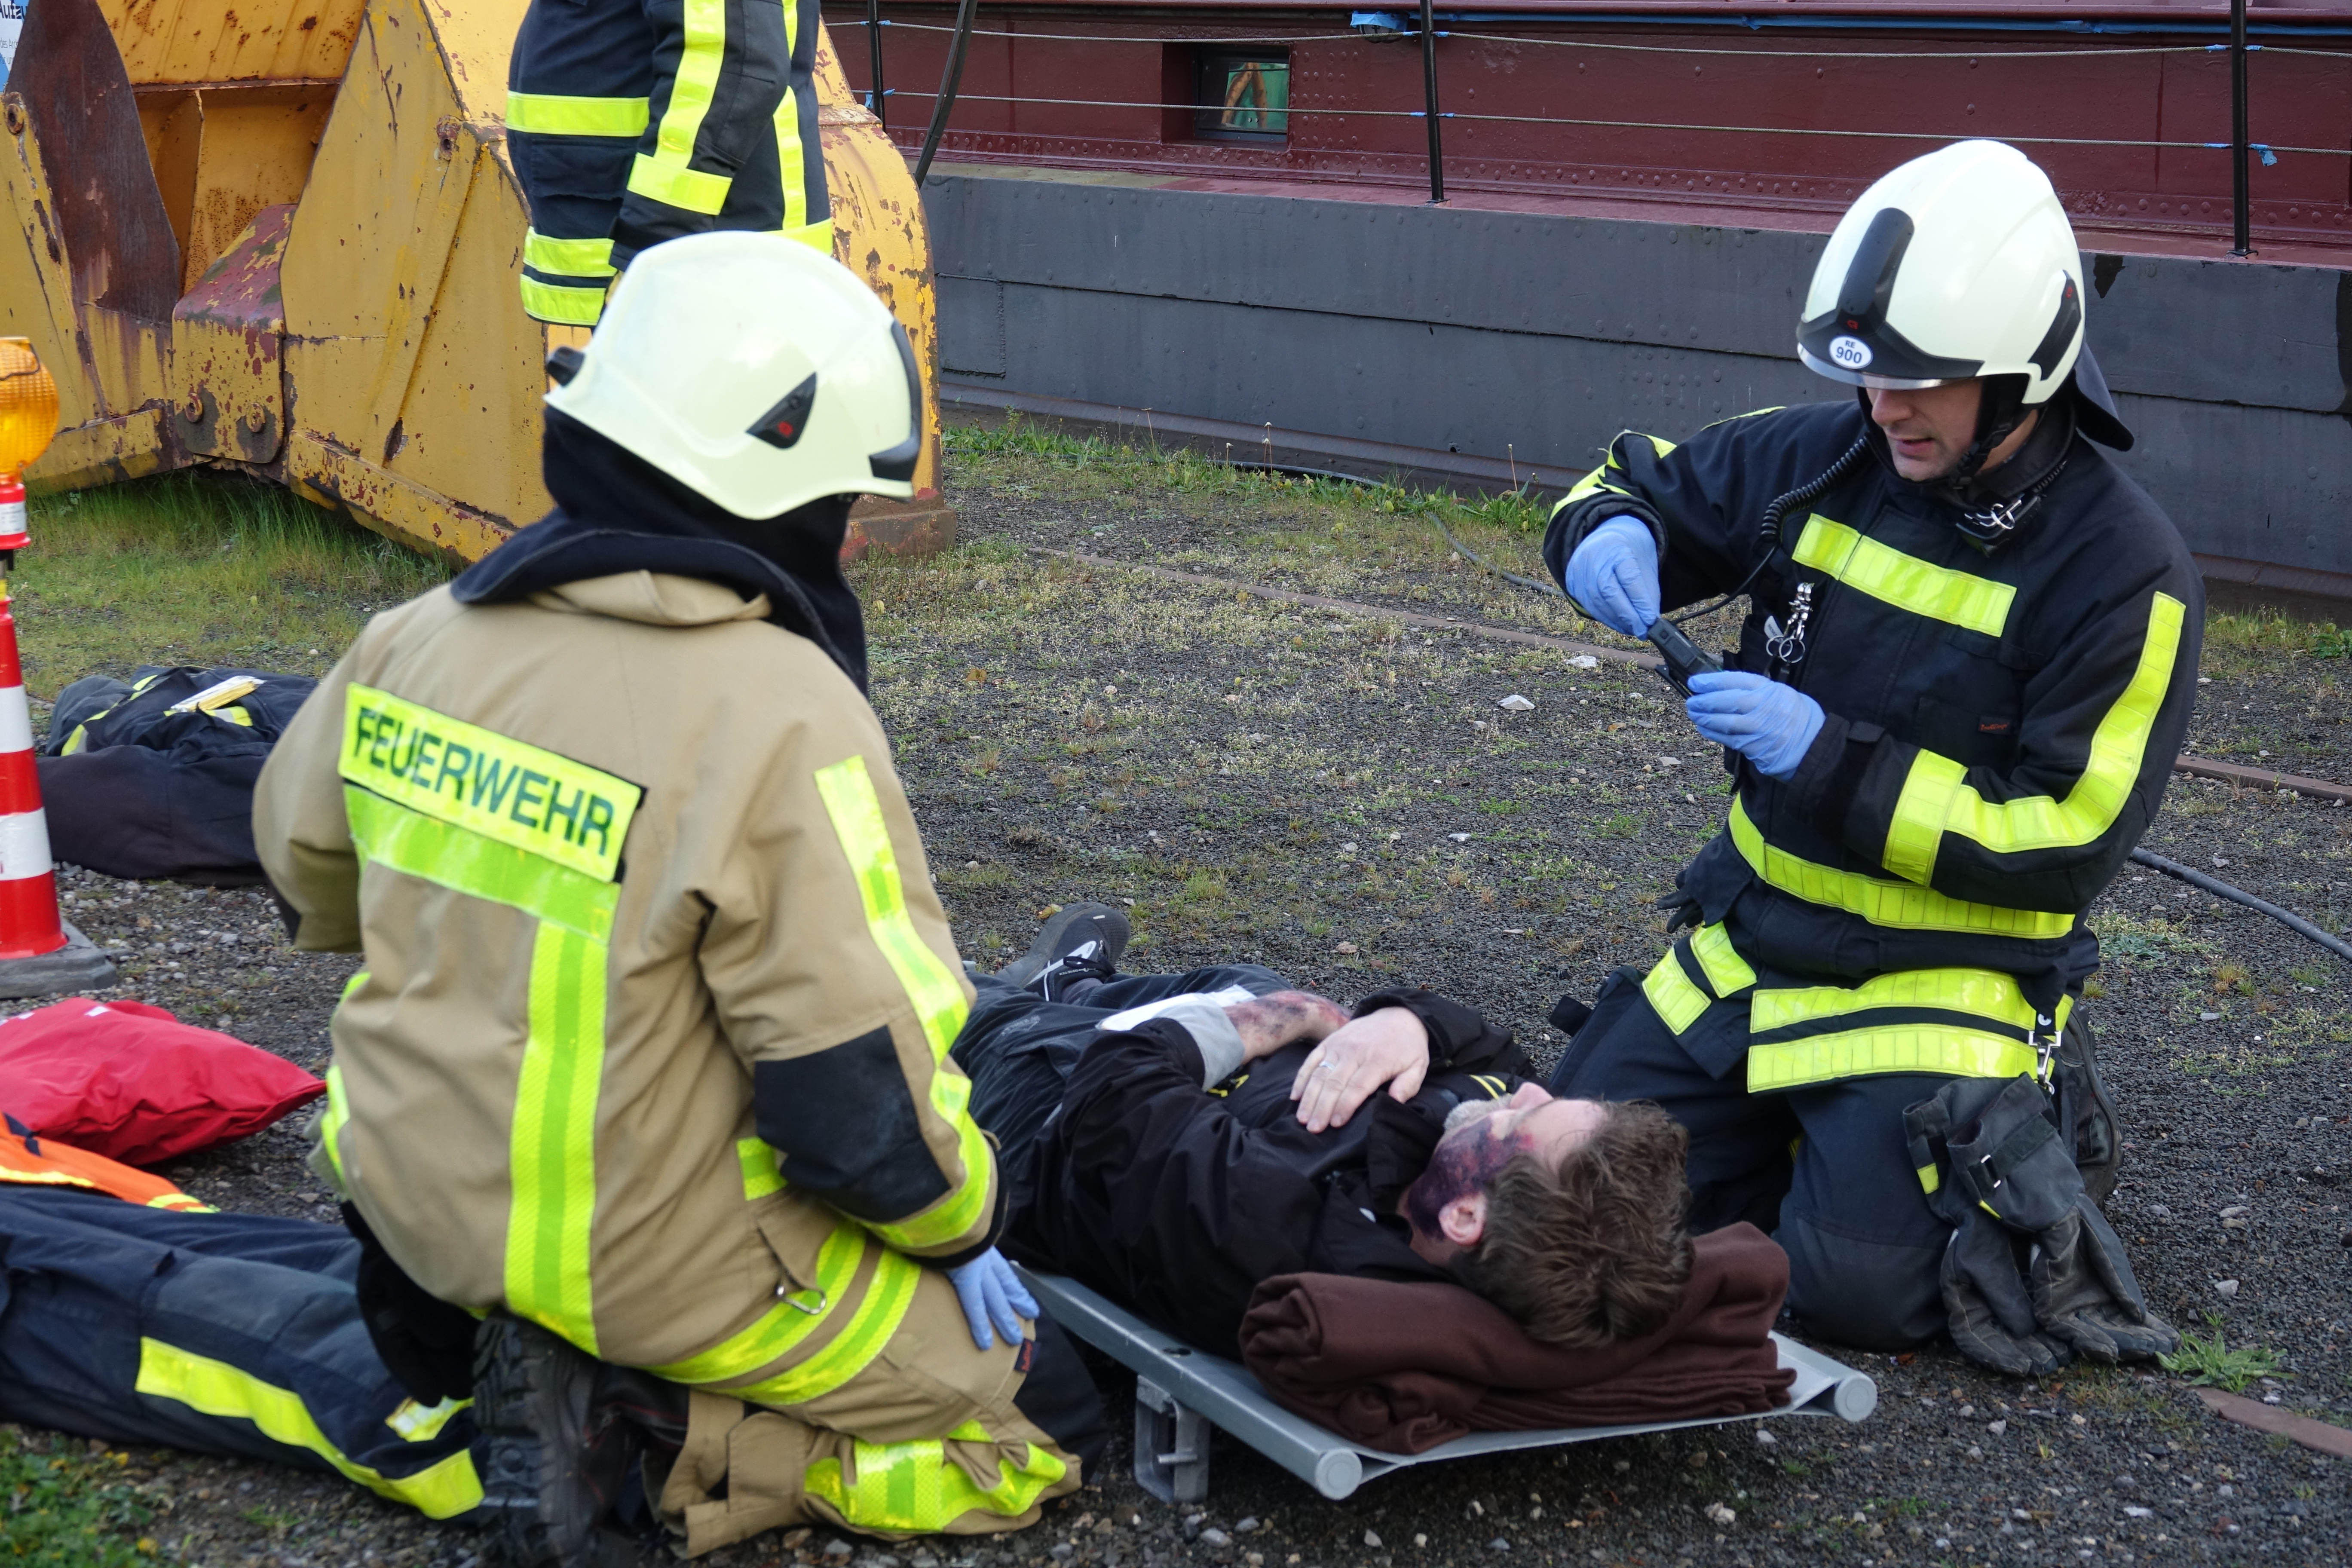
left=255, top=234, right=1097, bottom=1566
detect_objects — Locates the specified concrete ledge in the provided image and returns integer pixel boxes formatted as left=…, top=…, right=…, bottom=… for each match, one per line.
left=2195, top=553, right=2352, bottom=623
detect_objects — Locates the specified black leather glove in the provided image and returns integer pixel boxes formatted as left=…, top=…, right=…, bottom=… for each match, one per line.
left=1907, top=1075, right=2174, bottom=1375
left=2028, top=1194, right=2180, bottom=1363
left=1939, top=1208, right=2070, bottom=1377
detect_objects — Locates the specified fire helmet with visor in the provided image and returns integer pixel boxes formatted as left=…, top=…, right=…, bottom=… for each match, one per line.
left=544, top=231, right=922, bottom=519
left=1797, top=140, right=2084, bottom=405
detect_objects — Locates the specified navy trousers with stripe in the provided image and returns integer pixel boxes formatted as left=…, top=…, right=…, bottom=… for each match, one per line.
left=0, top=1188, right=478, bottom=1513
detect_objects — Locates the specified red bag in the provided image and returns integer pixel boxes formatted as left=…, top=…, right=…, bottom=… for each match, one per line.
left=0, top=997, right=324, bottom=1167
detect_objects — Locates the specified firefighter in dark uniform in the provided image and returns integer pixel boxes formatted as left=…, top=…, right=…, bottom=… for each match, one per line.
left=504, top=0, right=832, bottom=325
left=1546, top=140, right=2194, bottom=1373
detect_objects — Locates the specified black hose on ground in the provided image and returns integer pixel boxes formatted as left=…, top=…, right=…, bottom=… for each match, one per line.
left=2128, top=847, right=2352, bottom=965
left=1427, top=508, right=1567, bottom=599
left=913, top=0, right=979, bottom=186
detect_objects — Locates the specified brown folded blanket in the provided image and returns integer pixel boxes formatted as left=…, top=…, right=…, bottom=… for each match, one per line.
left=1237, top=1222, right=1796, bottom=1453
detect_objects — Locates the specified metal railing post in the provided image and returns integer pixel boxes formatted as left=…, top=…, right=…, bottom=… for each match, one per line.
left=868, top=0, right=888, bottom=129
left=1420, top=0, right=1445, bottom=204
left=2231, top=0, right=2251, bottom=255
left=914, top=0, right=979, bottom=185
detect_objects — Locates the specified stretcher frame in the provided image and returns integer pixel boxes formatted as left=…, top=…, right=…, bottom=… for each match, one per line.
left=1017, top=1268, right=1878, bottom=1503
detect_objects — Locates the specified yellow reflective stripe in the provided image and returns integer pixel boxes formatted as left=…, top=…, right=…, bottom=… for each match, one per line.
left=345, top=789, right=615, bottom=941
left=812, top=754, right=989, bottom=1246
left=506, top=919, right=607, bottom=1357
left=1916, top=1163, right=1942, bottom=1195
left=386, top=1396, right=469, bottom=1442
left=1641, top=948, right=1712, bottom=1036
left=636, top=0, right=732, bottom=213
left=646, top=1222, right=870, bottom=1386
left=809, top=754, right=971, bottom=1101
left=738, top=1136, right=785, bottom=1200
left=319, top=1063, right=351, bottom=1188
left=1727, top=796, right=2075, bottom=939
left=339, top=970, right=370, bottom=1003
left=805, top=1429, right=1067, bottom=1531
left=773, top=0, right=807, bottom=233
left=774, top=84, right=807, bottom=233
left=1750, top=966, right=2042, bottom=1035
left=1747, top=1024, right=2043, bottom=1092
left=520, top=276, right=608, bottom=326
left=1790, top=515, right=2015, bottom=637
left=145, top=1192, right=215, bottom=1211
left=135, top=1339, right=483, bottom=1519
left=1883, top=592, right=2186, bottom=884
left=505, top=91, right=650, bottom=138
left=627, top=151, right=732, bottom=215
left=715, top=1245, right=922, bottom=1407
left=1689, top=922, right=1756, bottom=998
left=0, top=1169, right=90, bottom=1189
left=522, top=229, right=616, bottom=279
left=340, top=686, right=639, bottom=885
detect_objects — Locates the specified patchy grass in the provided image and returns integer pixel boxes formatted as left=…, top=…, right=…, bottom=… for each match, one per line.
left=945, top=413, right=1555, bottom=533
left=935, top=412, right=1638, bottom=654
left=2161, top=1316, right=2284, bottom=1392
left=15, top=472, right=447, bottom=700
left=0, top=1426, right=168, bottom=1567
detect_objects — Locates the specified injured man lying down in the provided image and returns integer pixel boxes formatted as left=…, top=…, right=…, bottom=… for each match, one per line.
left=964, top=905, right=1797, bottom=1450
left=968, top=906, right=1696, bottom=1354
left=0, top=903, right=1791, bottom=1559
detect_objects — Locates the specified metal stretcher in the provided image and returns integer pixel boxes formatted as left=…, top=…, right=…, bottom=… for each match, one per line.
left=1017, top=1269, right=1879, bottom=1503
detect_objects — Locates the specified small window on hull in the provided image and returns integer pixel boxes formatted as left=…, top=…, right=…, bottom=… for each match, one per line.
left=1195, top=50, right=1289, bottom=141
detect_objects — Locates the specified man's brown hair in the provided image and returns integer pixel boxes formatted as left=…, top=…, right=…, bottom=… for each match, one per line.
left=1468, top=1101, right=1694, bottom=1349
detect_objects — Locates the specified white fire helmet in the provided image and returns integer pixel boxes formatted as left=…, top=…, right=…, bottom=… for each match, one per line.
left=1798, top=141, right=2084, bottom=407
left=545, top=232, right=921, bottom=518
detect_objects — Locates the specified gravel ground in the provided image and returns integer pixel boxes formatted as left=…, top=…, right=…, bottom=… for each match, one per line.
left=14, top=447, right=2347, bottom=1568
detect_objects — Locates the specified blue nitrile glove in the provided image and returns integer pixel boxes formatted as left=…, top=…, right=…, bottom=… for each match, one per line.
left=1684, top=670, right=1825, bottom=782
left=1563, top=518, right=1661, bottom=638
left=945, top=1248, right=1037, bottom=1351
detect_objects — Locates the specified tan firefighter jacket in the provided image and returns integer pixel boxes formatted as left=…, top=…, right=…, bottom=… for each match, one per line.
left=255, top=571, right=997, bottom=1401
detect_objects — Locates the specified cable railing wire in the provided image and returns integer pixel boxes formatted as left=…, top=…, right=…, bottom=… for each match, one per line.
left=839, top=18, right=2255, bottom=59
left=879, top=87, right=2351, bottom=158
left=851, top=9, right=2324, bottom=243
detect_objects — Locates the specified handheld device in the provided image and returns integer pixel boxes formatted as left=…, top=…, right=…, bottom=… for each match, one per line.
left=1645, top=619, right=1722, bottom=695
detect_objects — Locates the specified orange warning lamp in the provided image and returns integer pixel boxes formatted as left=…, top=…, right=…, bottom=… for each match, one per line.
left=0, top=340, right=60, bottom=555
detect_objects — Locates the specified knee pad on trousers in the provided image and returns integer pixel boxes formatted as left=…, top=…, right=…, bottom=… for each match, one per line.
left=1013, top=1314, right=1109, bottom=1480
left=1776, top=1207, right=1946, bottom=1352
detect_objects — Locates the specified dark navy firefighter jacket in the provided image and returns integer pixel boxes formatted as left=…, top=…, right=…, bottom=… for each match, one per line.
left=1543, top=384, right=2203, bottom=1047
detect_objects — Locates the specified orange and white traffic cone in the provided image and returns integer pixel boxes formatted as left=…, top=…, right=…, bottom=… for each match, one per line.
left=0, top=341, right=114, bottom=997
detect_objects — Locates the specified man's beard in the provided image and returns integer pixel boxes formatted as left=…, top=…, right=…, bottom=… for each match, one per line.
left=1404, top=1102, right=1526, bottom=1237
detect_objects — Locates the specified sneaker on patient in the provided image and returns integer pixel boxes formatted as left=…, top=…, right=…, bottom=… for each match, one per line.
left=997, top=902, right=1131, bottom=1001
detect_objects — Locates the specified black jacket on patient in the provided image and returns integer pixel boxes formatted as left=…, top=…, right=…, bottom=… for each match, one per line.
left=1004, top=989, right=1531, bottom=1355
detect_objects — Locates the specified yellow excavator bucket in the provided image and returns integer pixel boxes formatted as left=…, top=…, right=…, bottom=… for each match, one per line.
left=0, top=0, right=951, bottom=562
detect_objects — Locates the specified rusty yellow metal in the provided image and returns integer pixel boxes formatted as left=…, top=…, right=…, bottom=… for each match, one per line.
left=3, top=0, right=950, bottom=563
left=169, top=205, right=291, bottom=465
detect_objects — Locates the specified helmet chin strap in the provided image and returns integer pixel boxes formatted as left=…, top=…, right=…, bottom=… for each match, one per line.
left=1944, top=374, right=2031, bottom=490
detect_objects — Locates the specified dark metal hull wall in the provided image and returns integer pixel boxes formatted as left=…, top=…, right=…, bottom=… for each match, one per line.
left=924, top=169, right=2352, bottom=589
